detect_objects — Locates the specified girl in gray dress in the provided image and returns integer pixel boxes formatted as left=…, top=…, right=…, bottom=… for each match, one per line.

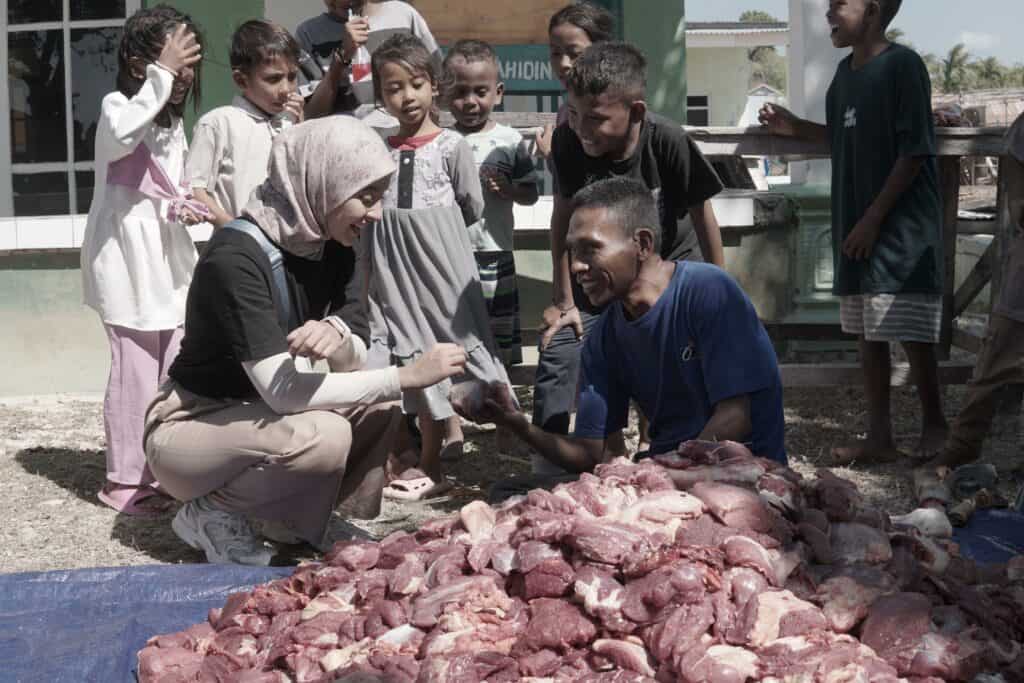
left=365, top=34, right=514, bottom=500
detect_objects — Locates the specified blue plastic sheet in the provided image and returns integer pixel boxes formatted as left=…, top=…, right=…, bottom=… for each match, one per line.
left=953, top=508, right=1024, bottom=565
left=0, top=564, right=290, bottom=682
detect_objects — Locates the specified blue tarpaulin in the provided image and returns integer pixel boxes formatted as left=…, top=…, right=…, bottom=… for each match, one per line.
left=0, top=564, right=290, bottom=682
left=953, top=508, right=1024, bottom=565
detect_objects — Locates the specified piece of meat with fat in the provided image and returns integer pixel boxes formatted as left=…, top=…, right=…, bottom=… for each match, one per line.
left=830, top=522, right=893, bottom=564
left=410, top=575, right=509, bottom=629
left=813, top=566, right=895, bottom=633
left=680, top=643, right=760, bottom=683
left=568, top=518, right=660, bottom=565
left=510, top=508, right=575, bottom=545
left=574, top=566, right=632, bottom=633
left=516, top=597, right=597, bottom=652
left=137, top=645, right=203, bottom=683
left=614, top=490, right=704, bottom=534
left=644, top=599, right=715, bottom=664
left=721, top=535, right=786, bottom=586
left=664, top=460, right=768, bottom=489
left=756, top=632, right=899, bottom=682
left=723, top=567, right=769, bottom=613
left=734, top=589, right=827, bottom=648
left=459, top=499, right=497, bottom=540
left=690, top=482, right=776, bottom=534
left=591, top=639, right=657, bottom=677
left=326, top=540, right=381, bottom=572
left=147, top=621, right=215, bottom=650
left=389, top=555, right=426, bottom=597
left=621, top=560, right=708, bottom=624
left=806, top=469, right=863, bottom=523
left=515, top=540, right=565, bottom=573
left=756, top=473, right=802, bottom=516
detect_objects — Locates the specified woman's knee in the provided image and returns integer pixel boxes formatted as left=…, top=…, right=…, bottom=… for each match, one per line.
left=304, top=411, right=353, bottom=475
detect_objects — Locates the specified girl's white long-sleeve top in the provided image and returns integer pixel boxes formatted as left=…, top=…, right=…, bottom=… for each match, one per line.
left=80, top=64, right=198, bottom=331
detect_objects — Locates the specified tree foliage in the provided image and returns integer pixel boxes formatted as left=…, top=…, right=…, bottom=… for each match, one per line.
left=941, top=43, right=971, bottom=93
left=739, top=10, right=786, bottom=93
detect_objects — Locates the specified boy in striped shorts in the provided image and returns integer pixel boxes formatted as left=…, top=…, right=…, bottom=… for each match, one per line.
left=761, top=0, right=947, bottom=464
left=444, top=40, right=540, bottom=366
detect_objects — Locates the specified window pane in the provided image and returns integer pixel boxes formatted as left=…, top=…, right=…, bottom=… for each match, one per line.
left=8, top=0, right=62, bottom=24
left=13, top=173, right=70, bottom=216
left=71, top=0, right=127, bottom=21
left=71, top=27, right=122, bottom=162
left=9, top=30, right=67, bottom=163
left=688, top=110, right=709, bottom=127
left=687, top=95, right=709, bottom=107
left=75, top=171, right=96, bottom=213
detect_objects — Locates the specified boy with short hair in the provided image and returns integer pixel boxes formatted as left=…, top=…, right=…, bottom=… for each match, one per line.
left=187, top=20, right=304, bottom=228
left=535, top=40, right=726, bottom=450
left=760, top=0, right=947, bottom=464
left=444, top=39, right=539, bottom=366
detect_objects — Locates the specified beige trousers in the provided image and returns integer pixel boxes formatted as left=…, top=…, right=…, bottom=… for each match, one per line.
left=945, top=314, right=1024, bottom=463
left=144, top=382, right=403, bottom=545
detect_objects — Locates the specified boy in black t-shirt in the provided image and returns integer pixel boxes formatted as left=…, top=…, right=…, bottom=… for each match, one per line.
left=532, top=40, right=725, bottom=460
left=760, top=0, right=947, bottom=465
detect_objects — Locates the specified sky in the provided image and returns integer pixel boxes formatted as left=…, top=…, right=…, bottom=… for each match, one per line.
left=685, top=0, right=1023, bottom=66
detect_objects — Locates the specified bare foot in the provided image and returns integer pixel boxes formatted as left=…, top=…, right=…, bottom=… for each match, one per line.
left=914, top=423, right=949, bottom=461
left=828, top=439, right=903, bottom=467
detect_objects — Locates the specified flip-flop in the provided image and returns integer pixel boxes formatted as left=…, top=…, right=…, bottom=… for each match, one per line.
left=382, top=470, right=453, bottom=501
left=97, top=484, right=174, bottom=518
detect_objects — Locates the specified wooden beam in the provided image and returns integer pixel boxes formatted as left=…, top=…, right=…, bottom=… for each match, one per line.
left=763, top=322, right=854, bottom=341
left=992, top=152, right=1024, bottom=312
left=952, top=328, right=984, bottom=354
left=508, top=361, right=975, bottom=388
left=779, top=361, right=974, bottom=387
left=953, top=240, right=994, bottom=317
left=939, top=157, right=962, bottom=360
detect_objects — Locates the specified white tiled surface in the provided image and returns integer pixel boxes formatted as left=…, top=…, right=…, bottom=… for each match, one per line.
left=0, top=219, right=16, bottom=250
left=14, top=216, right=75, bottom=249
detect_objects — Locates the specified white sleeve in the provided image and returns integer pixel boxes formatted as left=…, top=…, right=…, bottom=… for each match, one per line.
left=323, top=315, right=368, bottom=372
left=242, top=352, right=401, bottom=415
left=102, top=63, right=175, bottom=161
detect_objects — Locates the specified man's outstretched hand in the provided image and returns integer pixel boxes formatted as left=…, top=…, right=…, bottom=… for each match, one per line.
left=451, top=380, right=520, bottom=425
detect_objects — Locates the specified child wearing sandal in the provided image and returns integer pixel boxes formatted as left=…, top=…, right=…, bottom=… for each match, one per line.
left=80, top=5, right=207, bottom=516
left=363, top=34, right=514, bottom=501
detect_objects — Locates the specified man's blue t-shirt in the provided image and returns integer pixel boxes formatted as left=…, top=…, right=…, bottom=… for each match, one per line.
left=574, top=262, right=786, bottom=463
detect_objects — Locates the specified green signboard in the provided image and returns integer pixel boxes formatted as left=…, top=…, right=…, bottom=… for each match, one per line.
left=493, top=45, right=562, bottom=92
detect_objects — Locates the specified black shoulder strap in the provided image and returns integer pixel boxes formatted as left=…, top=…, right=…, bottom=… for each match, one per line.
left=223, top=219, right=298, bottom=333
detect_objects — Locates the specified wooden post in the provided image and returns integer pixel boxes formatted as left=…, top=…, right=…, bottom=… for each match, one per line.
left=938, top=157, right=962, bottom=361
left=992, top=152, right=1024, bottom=312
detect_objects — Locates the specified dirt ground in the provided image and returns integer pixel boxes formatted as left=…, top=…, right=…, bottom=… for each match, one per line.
left=2, top=382, right=1022, bottom=574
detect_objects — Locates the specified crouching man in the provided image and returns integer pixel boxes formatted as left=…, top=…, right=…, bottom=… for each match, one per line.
left=457, top=177, right=787, bottom=501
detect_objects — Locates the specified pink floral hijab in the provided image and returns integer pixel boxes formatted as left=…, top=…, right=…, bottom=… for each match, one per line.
left=244, top=116, right=395, bottom=259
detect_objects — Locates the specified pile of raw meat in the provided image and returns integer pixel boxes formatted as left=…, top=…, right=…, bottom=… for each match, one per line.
left=138, top=441, right=1024, bottom=682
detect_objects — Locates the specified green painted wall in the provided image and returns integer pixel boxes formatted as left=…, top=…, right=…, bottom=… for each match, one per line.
left=144, top=0, right=264, bottom=135
left=623, top=0, right=687, bottom=123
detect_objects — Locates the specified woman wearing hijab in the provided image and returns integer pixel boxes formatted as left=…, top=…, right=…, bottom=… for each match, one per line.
left=144, top=117, right=467, bottom=565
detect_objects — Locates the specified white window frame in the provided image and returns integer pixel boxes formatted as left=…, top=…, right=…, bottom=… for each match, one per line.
left=1, top=0, right=141, bottom=249
left=687, top=94, right=711, bottom=127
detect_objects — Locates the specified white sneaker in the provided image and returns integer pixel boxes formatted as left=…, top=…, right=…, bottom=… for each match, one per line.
left=172, top=496, right=275, bottom=566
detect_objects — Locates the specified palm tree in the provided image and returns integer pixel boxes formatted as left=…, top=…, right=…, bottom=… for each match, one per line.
left=941, top=44, right=970, bottom=93
left=885, top=28, right=905, bottom=43
left=975, top=57, right=1005, bottom=89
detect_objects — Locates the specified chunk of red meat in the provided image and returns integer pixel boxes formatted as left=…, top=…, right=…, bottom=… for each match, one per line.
left=389, top=556, right=426, bottom=597
left=517, top=598, right=597, bottom=652
left=830, top=522, right=893, bottom=564
left=621, top=561, right=708, bottom=624
left=592, top=639, right=656, bottom=677
left=859, top=592, right=934, bottom=674
left=644, top=599, right=715, bottom=664
left=520, top=557, right=575, bottom=599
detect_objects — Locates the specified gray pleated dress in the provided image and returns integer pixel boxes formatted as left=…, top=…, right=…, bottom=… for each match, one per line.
left=362, top=129, right=513, bottom=419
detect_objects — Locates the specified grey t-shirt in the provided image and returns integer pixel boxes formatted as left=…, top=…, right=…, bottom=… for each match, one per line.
left=295, top=2, right=441, bottom=115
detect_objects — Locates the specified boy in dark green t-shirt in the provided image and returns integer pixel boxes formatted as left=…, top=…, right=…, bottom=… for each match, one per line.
left=760, top=0, right=947, bottom=465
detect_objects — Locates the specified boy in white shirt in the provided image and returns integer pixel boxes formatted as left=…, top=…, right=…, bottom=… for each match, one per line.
left=444, top=39, right=539, bottom=365
left=187, top=20, right=305, bottom=227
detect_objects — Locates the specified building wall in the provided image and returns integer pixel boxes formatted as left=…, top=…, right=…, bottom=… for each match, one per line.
left=686, top=47, right=753, bottom=126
